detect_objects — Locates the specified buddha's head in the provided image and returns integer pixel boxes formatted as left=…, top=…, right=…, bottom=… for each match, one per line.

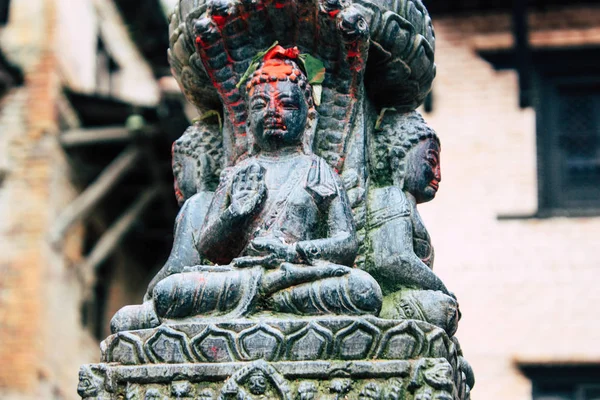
left=370, top=111, right=441, bottom=204
left=172, top=121, right=222, bottom=205
left=245, top=46, right=317, bottom=154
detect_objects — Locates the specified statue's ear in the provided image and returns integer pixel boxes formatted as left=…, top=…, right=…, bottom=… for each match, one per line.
left=246, top=120, right=260, bottom=156
left=392, top=157, right=407, bottom=189
left=303, top=110, right=318, bottom=155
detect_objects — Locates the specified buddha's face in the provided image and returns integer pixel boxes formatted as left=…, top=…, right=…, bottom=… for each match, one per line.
left=403, top=138, right=441, bottom=204
left=248, top=80, right=309, bottom=152
left=172, top=150, right=197, bottom=206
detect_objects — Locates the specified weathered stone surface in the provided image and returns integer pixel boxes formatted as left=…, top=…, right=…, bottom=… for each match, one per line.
left=102, top=318, right=457, bottom=364
left=79, top=0, right=475, bottom=398
left=79, top=357, right=466, bottom=399
left=84, top=318, right=472, bottom=398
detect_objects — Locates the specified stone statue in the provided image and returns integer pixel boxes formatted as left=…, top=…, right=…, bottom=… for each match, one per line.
left=80, top=0, right=474, bottom=398
left=365, top=110, right=460, bottom=335
left=111, top=46, right=381, bottom=331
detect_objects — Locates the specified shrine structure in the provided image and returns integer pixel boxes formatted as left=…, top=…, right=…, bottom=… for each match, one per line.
left=78, top=0, right=475, bottom=398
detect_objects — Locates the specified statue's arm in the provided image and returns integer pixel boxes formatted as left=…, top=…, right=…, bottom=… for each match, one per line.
left=197, top=164, right=265, bottom=264
left=297, top=174, right=358, bottom=267
left=143, top=196, right=205, bottom=301
left=196, top=176, right=238, bottom=264
left=372, top=215, right=449, bottom=295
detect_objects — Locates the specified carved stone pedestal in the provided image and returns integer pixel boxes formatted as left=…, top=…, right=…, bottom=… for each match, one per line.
left=79, top=317, right=470, bottom=399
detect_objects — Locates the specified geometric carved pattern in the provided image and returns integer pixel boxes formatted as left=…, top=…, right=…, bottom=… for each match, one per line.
left=145, top=326, right=194, bottom=363
left=220, top=360, right=292, bottom=400
left=334, top=319, right=380, bottom=360
left=426, top=329, right=452, bottom=361
left=286, top=321, right=333, bottom=361
left=191, top=325, right=240, bottom=362
left=376, top=320, right=425, bottom=359
left=101, top=317, right=459, bottom=365
left=105, top=332, right=147, bottom=365
left=238, top=323, right=285, bottom=361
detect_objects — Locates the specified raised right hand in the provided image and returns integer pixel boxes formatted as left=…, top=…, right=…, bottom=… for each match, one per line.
left=229, top=162, right=266, bottom=218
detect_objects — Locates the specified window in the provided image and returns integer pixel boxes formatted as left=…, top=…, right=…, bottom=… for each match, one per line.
left=537, top=74, right=600, bottom=213
left=480, top=47, right=600, bottom=217
left=521, top=364, right=600, bottom=400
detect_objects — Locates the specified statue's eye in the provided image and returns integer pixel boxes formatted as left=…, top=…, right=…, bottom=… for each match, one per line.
left=252, top=99, right=267, bottom=110
left=425, top=150, right=439, bottom=166
left=281, top=100, right=298, bottom=110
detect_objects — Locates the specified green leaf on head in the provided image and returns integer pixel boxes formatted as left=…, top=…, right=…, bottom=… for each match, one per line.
left=298, top=54, right=325, bottom=106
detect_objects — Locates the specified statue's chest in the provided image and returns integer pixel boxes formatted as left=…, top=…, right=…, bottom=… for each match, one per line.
left=410, top=205, right=433, bottom=267
left=264, top=186, right=320, bottom=241
left=257, top=160, right=322, bottom=241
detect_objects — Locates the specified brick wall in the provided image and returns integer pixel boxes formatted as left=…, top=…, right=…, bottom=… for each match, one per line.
left=0, top=0, right=58, bottom=392
left=0, top=0, right=159, bottom=398
left=421, top=5, right=600, bottom=399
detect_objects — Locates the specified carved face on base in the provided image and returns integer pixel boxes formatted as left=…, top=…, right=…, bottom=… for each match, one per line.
left=403, top=138, right=441, bottom=204
left=248, top=80, right=309, bottom=153
left=247, top=370, right=268, bottom=395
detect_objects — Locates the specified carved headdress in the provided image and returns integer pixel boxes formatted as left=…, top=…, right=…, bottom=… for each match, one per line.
left=172, top=120, right=224, bottom=202
left=167, top=0, right=436, bottom=171
left=245, top=46, right=315, bottom=109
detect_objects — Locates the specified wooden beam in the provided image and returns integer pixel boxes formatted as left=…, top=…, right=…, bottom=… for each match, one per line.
left=60, top=126, right=131, bottom=147
left=49, top=145, right=141, bottom=246
left=79, top=186, right=161, bottom=285
left=60, top=125, right=160, bottom=147
left=512, top=0, right=532, bottom=108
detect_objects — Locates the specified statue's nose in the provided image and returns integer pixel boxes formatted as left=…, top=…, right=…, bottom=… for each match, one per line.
left=266, top=99, right=281, bottom=117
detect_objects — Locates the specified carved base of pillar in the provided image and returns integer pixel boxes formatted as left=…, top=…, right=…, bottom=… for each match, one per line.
left=79, top=317, right=472, bottom=399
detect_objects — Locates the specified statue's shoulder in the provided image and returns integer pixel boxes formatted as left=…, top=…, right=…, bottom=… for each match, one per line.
left=367, top=186, right=411, bottom=224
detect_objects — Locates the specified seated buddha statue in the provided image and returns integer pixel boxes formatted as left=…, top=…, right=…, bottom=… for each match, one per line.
left=365, top=110, right=460, bottom=335
left=110, top=46, right=382, bottom=332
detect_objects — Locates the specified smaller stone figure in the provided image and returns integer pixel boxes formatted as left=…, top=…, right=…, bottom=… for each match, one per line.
left=145, top=387, right=169, bottom=400
left=365, top=111, right=459, bottom=335
left=111, top=121, right=223, bottom=332
left=171, top=381, right=196, bottom=398
left=247, top=370, right=268, bottom=396
left=147, top=120, right=223, bottom=286
left=358, top=382, right=382, bottom=399
left=297, top=382, right=318, bottom=400
left=77, top=365, right=105, bottom=399
left=329, top=379, right=353, bottom=399
left=220, top=360, right=292, bottom=399
left=171, top=119, right=223, bottom=207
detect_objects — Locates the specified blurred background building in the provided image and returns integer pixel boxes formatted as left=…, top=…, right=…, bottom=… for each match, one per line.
left=0, top=0, right=598, bottom=399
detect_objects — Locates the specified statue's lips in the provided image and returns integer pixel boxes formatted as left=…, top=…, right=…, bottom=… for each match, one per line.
left=265, top=120, right=286, bottom=130
left=429, top=180, right=439, bottom=191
